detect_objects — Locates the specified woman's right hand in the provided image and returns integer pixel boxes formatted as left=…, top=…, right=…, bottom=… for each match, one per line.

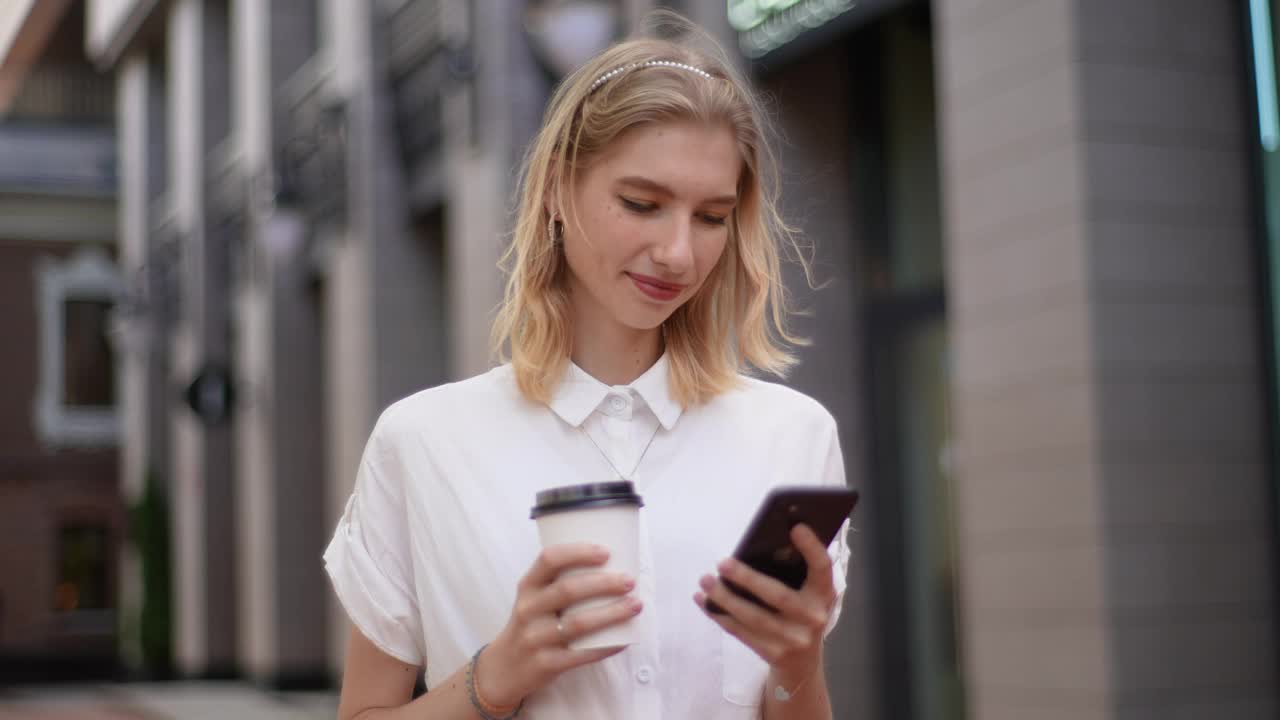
left=478, top=543, right=643, bottom=708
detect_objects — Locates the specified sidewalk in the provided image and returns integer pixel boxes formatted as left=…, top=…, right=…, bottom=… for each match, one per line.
left=0, top=682, right=338, bottom=720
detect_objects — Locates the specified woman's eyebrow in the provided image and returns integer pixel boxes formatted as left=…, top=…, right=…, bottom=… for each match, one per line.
left=616, top=175, right=737, bottom=205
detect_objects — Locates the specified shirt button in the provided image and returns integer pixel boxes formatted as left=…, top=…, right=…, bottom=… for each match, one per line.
left=609, top=395, right=627, bottom=411
left=636, top=666, right=653, bottom=684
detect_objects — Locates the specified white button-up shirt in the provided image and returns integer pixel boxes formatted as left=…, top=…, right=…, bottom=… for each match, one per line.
left=323, top=354, right=852, bottom=719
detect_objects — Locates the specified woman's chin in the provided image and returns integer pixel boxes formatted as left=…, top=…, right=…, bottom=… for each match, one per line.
left=616, top=306, right=677, bottom=332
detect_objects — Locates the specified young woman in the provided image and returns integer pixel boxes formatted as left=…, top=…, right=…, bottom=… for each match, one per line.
left=325, top=24, right=852, bottom=720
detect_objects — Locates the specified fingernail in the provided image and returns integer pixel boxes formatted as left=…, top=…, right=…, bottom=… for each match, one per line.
left=622, top=576, right=636, bottom=590
left=629, top=598, right=643, bottom=612
left=699, top=575, right=715, bottom=591
left=717, top=558, right=734, bottom=574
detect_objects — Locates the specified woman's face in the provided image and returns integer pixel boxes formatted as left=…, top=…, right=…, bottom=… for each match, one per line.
left=559, top=119, right=740, bottom=334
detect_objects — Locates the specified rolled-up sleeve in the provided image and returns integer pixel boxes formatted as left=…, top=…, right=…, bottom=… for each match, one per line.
left=323, top=415, right=426, bottom=666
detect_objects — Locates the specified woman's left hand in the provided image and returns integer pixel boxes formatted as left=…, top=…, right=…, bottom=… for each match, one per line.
left=694, top=523, right=836, bottom=688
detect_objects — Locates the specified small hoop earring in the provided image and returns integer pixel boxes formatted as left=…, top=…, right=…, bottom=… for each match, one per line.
left=548, top=217, right=562, bottom=245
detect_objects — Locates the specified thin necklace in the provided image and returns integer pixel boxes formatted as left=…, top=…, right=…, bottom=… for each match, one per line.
left=582, top=422, right=661, bottom=482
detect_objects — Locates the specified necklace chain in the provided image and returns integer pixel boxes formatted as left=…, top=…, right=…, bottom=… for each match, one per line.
left=582, top=421, right=660, bottom=482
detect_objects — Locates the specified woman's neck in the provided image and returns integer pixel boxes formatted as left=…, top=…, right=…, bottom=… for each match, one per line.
left=572, top=336, right=662, bottom=386
left=569, top=301, right=663, bottom=386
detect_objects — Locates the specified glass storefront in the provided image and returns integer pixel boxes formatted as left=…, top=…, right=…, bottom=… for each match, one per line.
left=1246, top=0, right=1280, bottom=558
left=1245, top=7, right=1280, bottom=645
left=854, top=7, right=965, bottom=719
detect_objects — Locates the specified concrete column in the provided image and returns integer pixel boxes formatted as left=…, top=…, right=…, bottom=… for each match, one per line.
left=118, top=55, right=149, bottom=507
left=113, top=42, right=173, bottom=675
left=228, top=0, right=328, bottom=686
left=113, top=44, right=172, bottom=675
left=167, top=0, right=237, bottom=677
left=320, top=0, right=391, bottom=676
left=443, top=0, right=508, bottom=381
left=1077, top=1, right=1279, bottom=716
left=935, top=0, right=1279, bottom=717
left=115, top=51, right=149, bottom=672
left=229, top=0, right=271, bottom=682
left=232, top=208, right=327, bottom=685
left=322, top=229, right=374, bottom=678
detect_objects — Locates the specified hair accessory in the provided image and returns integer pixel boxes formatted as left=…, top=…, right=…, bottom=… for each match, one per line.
left=588, top=59, right=713, bottom=93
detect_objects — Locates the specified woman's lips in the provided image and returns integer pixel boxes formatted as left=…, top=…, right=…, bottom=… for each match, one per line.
left=627, top=272, right=685, bottom=302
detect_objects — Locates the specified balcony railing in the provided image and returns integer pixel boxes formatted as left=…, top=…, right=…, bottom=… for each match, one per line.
left=5, top=66, right=115, bottom=123
left=0, top=122, right=115, bottom=196
left=384, top=0, right=451, bottom=208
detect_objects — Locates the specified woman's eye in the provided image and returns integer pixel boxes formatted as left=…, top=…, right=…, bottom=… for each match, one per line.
left=620, top=197, right=656, bottom=213
left=701, top=214, right=727, bottom=226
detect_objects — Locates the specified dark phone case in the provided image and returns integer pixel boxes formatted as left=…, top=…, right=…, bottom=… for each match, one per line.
left=706, top=486, right=859, bottom=615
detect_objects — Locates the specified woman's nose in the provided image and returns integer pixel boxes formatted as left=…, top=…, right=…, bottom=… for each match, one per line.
left=652, top=219, right=694, bottom=273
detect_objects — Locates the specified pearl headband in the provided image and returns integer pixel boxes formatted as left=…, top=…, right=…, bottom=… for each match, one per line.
left=588, top=59, right=713, bottom=93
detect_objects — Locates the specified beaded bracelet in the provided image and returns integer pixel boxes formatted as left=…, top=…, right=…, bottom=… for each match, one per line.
left=464, top=644, right=524, bottom=720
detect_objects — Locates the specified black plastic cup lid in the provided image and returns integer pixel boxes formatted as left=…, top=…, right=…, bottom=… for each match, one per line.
left=530, top=481, right=644, bottom=519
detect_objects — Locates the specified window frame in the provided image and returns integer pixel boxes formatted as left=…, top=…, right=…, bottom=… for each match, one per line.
left=34, top=247, right=123, bottom=448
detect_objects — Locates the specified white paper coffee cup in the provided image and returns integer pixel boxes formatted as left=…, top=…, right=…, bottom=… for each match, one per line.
left=531, top=482, right=643, bottom=650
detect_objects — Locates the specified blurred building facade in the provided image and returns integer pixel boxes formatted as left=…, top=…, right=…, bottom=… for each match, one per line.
left=6, top=0, right=1268, bottom=717
left=0, top=0, right=124, bottom=682
left=86, top=0, right=552, bottom=688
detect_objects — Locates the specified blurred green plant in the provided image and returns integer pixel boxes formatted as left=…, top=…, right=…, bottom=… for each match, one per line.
left=128, top=469, right=172, bottom=677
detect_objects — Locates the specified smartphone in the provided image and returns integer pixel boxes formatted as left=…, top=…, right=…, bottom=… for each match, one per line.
left=706, top=485, right=859, bottom=615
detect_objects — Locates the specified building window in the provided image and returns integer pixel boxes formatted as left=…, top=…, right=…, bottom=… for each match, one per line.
left=64, top=299, right=117, bottom=408
left=51, top=522, right=115, bottom=640
left=54, top=525, right=111, bottom=613
left=34, top=247, right=123, bottom=447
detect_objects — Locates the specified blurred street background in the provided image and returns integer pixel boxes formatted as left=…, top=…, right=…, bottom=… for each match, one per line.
left=1, top=0, right=1278, bottom=718
left=0, top=682, right=337, bottom=719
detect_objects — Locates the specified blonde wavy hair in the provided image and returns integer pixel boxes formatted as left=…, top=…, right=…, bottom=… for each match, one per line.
left=493, top=18, right=811, bottom=408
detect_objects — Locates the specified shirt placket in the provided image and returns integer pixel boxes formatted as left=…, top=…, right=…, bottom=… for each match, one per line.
left=600, top=391, right=662, bottom=718
left=630, top=506, right=662, bottom=719
left=600, top=392, right=633, bottom=474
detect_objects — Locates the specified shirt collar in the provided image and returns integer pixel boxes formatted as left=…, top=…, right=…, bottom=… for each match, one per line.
left=547, top=352, right=683, bottom=431
left=629, top=352, right=682, bottom=430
